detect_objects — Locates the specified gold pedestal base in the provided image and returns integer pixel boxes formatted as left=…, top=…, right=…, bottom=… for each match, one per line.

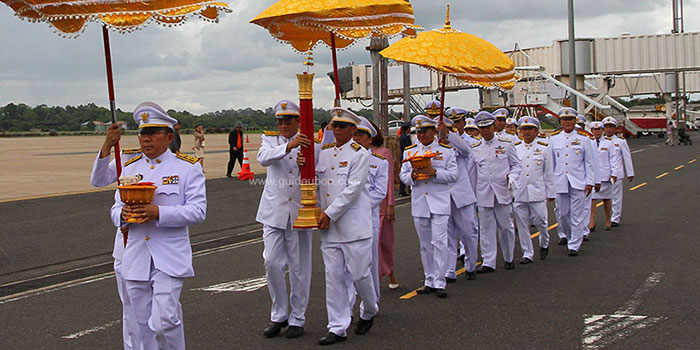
left=293, top=183, right=321, bottom=229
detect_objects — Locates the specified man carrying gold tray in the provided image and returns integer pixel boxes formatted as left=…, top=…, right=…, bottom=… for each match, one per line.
left=110, top=102, right=207, bottom=350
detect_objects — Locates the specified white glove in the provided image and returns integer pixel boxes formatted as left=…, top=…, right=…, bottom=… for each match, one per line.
left=508, top=175, right=519, bottom=190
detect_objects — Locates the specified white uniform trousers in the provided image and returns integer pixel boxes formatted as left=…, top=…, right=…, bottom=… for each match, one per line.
left=446, top=201, right=478, bottom=277
left=555, top=184, right=587, bottom=252
left=114, top=258, right=142, bottom=350
left=555, top=203, right=567, bottom=239
left=413, top=214, right=449, bottom=289
left=611, top=179, right=624, bottom=223
left=582, top=192, right=593, bottom=238
left=371, top=208, right=381, bottom=301
left=125, top=261, right=185, bottom=350
left=513, top=201, right=550, bottom=260
left=321, top=238, right=378, bottom=337
left=262, top=223, right=312, bottom=327
left=478, top=203, right=516, bottom=269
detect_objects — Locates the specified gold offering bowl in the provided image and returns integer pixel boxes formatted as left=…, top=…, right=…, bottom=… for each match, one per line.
left=410, top=157, right=432, bottom=180
left=118, top=185, right=157, bottom=223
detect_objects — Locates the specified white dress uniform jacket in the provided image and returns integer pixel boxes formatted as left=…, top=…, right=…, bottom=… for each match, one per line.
left=514, top=138, right=555, bottom=203
left=549, top=129, right=596, bottom=192
left=367, top=151, right=388, bottom=299
left=399, top=140, right=459, bottom=217
left=256, top=131, right=320, bottom=229
left=469, top=135, right=521, bottom=207
left=110, top=150, right=207, bottom=281
left=611, top=135, right=635, bottom=223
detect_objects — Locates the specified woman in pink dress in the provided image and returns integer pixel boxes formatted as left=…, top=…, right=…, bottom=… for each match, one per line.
left=370, top=122, right=399, bottom=289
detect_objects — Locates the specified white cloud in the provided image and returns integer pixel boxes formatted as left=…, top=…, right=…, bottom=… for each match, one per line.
left=1, top=0, right=698, bottom=114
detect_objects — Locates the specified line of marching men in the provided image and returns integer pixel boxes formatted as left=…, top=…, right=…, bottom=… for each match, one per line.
left=90, top=98, right=634, bottom=349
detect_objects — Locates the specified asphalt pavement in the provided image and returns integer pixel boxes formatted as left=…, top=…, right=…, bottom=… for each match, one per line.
left=0, top=136, right=698, bottom=349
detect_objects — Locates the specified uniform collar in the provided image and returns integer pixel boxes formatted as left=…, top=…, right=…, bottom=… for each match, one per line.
left=419, top=139, right=437, bottom=149
left=146, top=149, right=173, bottom=164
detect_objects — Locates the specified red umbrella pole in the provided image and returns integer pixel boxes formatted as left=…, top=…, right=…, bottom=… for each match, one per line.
left=330, top=32, right=341, bottom=107
left=102, top=25, right=126, bottom=247
left=293, top=72, right=321, bottom=228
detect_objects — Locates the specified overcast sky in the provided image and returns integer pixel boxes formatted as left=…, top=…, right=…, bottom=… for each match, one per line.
left=1, top=0, right=698, bottom=115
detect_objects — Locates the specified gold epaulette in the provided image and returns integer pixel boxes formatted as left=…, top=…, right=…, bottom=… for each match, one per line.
left=176, top=152, right=199, bottom=164
left=322, top=142, right=335, bottom=150
left=578, top=129, right=594, bottom=139
left=604, top=136, right=613, bottom=141
left=470, top=141, right=482, bottom=148
left=514, top=141, right=522, bottom=145
left=404, top=144, right=417, bottom=150
left=263, top=130, right=280, bottom=136
left=314, top=137, right=321, bottom=144
left=506, top=130, right=516, bottom=135
left=121, top=148, right=141, bottom=154
left=124, top=155, right=142, bottom=167
left=372, top=152, right=386, bottom=160
left=474, top=135, right=482, bottom=140
left=439, top=142, right=452, bottom=149
left=351, top=142, right=362, bottom=151
left=551, top=129, right=562, bottom=136
left=537, top=140, right=549, bottom=146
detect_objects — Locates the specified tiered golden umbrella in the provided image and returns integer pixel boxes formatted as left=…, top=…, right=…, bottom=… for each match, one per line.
left=251, top=0, right=420, bottom=228
left=380, top=3, right=516, bottom=121
left=2, top=0, right=231, bottom=246
left=1, top=0, right=231, bottom=178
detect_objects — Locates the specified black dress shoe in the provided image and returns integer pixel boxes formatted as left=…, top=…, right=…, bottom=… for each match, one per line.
left=583, top=235, right=590, bottom=241
left=263, top=320, right=288, bottom=338
left=476, top=266, right=495, bottom=274
left=519, top=257, right=533, bottom=265
left=354, top=317, right=374, bottom=335
left=285, top=325, right=304, bottom=338
left=604, top=226, right=611, bottom=231
left=435, top=289, right=447, bottom=298
left=611, top=222, right=619, bottom=227
left=445, top=277, right=457, bottom=284
left=504, top=261, right=515, bottom=270
left=589, top=224, right=596, bottom=232
left=568, top=249, right=579, bottom=257
left=318, top=332, right=346, bottom=345
left=557, top=237, right=568, bottom=245
left=540, top=247, right=549, bottom=260
left=457, top=254, right=465, bottom=266
left=466, top=271, right=476, bottom=280
left=416, top=286, right=435, bottom=294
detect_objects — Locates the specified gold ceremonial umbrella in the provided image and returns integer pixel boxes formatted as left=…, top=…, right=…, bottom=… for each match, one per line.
left=251, top=0, right=420, bottom=106
left=380, top=4, right=515, bottom=120
left=2, top=0, right=231, bottom=245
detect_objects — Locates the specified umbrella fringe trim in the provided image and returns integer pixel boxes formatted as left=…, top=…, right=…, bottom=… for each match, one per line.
left=409, top=65, right=517, bottom=92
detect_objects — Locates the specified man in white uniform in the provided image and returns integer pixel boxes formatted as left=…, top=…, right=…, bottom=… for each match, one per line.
left=256, top=99, right=317, bottom=339
left=513, top=116, right=555, bottom=263
left=111, top=102, right=206, bottom=350
left=298, top=108, right=377, bottom=345
left=589, top=121, right=622, bottom=231
left=604, top=117, right=635, bottom=227
left=469, top=111, right=521, bottom=273
left=91, top=123, right=143, bottom=350
left=549, top=108, right=595, bottom=256
left=438, top=108, right=479, bottom=281
left=400, top=115, right=458, bottom=297
left=352, top=116, right=388, bottom=301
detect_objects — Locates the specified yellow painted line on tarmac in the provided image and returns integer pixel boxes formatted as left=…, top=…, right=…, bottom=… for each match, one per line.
left=630, top=183, right=647, bottom=191
left=400, top=222, right=558, bottom=300
left=689, top=159, right=696, bottom=164
left=674, top=165, right=685, bottom=170
left=656, top=172, right=669, bottom=179
left=0, top=188, right=113, bottom=203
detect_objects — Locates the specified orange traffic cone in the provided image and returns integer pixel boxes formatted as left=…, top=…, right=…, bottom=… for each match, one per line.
left=237, top=149, right=255, bottom=180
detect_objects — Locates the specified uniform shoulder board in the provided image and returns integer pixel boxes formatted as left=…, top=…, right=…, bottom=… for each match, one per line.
left=263, top=130, right=280, bottom=136
left=514, top=141, right=522, bottom=146
left=176, top=152, right=199, bottom=164
left=121, top=148, right=141, bottom=154
left=537, top=140, right=549, bottom=146
left=578, top=130, right=594, bottom=139
left=404, top=144, right=417, bottom=150
left=322, top=142, right=335, bottom=150
left=470, top=141, right=482, bottom=148
left=123, top=154, right=142, bottom=167
left=372, top=152, right=386, bottom=160
left=351, top=142, right=362, bottom=151
left=439, top=142, right=452, bottom=149
left=506, top=130, right=516, bottom=135
left=551, top=129, right=562, bottom=136
left=474, top=135, right=482, bottom=140
left=604, top=136, right=613, bottom=141
left=314, top=137, right=321, bottom=144
left=498, top=136, right=512, bottom=143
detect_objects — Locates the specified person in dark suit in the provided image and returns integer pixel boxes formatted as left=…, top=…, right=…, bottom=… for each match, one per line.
left=227, top=122, right=244, bottom=177
left=168, top=122, right=182, bottom=153
left=398, top=122, right=412, bottom=196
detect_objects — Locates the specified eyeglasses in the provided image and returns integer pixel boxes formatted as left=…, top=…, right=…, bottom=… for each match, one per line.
left=138, top=129, right=169, bottom=136
left=276, top=119, right=296, bottom=126
left=332, top=122, right=351, bottom=129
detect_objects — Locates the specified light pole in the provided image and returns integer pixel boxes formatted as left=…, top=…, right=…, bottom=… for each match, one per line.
left=567, top=0, right=577, bottom=110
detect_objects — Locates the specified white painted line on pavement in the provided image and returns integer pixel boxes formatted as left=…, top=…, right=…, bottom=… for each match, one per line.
left=581, top=272, right=666, bottom=350
left=193, top=275, right=267, bottom=293
left=630, top=149, right=645, bottom=154
left=62, top=320, right=121, bottom=339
